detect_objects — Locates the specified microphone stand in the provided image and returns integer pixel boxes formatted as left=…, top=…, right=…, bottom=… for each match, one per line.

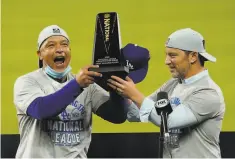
left=158, top=111, right=170, bottom=158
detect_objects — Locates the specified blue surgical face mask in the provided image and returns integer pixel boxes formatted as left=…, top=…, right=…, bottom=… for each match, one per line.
left=44, top=65, right=72, bottom=79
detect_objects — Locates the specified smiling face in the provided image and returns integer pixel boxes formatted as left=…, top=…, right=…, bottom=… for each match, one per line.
left=165, top=47, right=198, bottom=79
left=37, top=35, right=71, bottom=72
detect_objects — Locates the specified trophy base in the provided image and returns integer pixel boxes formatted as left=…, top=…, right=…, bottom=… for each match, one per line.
left=89, top=66, right=129, bottom=91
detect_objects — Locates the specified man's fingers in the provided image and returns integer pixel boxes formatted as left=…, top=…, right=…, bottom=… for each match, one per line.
left=111, top=76, right=126, bottom=84
left=107, top=79, right=116, bottom=87
left=86, top=71, right=102, bottom=77
left=86, top=79, right=94, bottom=85
left=84, top=65, right=99, bottom=70
left=89, top=65, right=99, bottom=68
left=85, top=76, right=95, bottom=82
left=107, top=83, right=116, bottom=90
left=126, top=76, right=133, bottom=82
left=107, top=79, right=124, bottom=89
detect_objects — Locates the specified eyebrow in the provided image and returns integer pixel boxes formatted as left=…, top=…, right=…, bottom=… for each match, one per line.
left=46, top=40, right=69, bottom=44
left=46, top=41, right=55, bottom=44
left=166, top=52, right=178, bottom=56
left=60, top=40, right=69, bottom=43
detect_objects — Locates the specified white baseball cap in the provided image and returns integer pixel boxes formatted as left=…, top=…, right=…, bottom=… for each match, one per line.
left=37, top=25, right=69, bottom=51
left=165, top=28, right=216, bottom=62
left=37, top=25, right=70, bottom=68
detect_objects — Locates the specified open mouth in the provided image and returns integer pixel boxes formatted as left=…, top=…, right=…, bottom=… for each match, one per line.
left=54, top=56, right=65, bottom=65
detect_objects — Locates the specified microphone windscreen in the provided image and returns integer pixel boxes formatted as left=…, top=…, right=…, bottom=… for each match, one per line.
left=157, top=91, right=168, bottom=101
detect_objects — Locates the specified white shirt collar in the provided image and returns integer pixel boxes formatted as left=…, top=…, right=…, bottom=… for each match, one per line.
left=181, top=69, right=209, bottom=84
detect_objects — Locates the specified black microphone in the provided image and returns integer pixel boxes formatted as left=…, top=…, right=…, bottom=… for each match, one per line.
left=155, top=91, right=173, bottom=158
left=155, top=91, right=172, bottom=134
left=155, top=91, right=172, bottom=115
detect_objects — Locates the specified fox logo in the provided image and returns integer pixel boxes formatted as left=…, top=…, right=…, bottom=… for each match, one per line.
left=156, top=99, right=168, bottom=108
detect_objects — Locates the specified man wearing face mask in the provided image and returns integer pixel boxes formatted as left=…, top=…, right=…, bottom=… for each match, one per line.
left=108, top=28, right=225, bottom=158
left=13, top=25, right=129, bottom=158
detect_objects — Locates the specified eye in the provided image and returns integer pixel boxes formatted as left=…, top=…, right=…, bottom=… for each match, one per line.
left=166, top=52, right=178, bottom=58
left=47, top=43, right=55, bottom=48
left=61, top=42, right=69, bottom=46
left=169, top=54, right=178, bottom=58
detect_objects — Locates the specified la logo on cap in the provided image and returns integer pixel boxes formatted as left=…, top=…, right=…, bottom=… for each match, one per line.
left=126, top=60, right=134, bottom=70
left=53, top=28, right=60, bottom=33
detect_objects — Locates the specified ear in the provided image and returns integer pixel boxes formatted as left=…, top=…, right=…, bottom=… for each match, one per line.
left=189, top=52, right=198, bottom=64
left=37, top=51, right=43, bottom=60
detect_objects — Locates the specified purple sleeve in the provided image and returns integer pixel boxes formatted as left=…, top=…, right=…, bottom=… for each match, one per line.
left=27, top=79, right=82, bottom=119
left=95, top=91, right=128, bottom=123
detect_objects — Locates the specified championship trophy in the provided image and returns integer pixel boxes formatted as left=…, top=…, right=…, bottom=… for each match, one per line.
left=89, top=12, right=129, bottom=91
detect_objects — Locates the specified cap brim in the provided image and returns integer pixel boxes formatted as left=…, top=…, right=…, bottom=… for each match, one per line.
left=200, top=52, right=216, bottom=62
left=128, top=64, right=148, bottom=84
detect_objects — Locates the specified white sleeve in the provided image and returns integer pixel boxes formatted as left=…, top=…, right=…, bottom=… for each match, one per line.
left=139, top=98, right=156, bottom=122
left=139, top=98, right=198, bottom=129
left=139, top=98, right=161, bottom=126
left=14, top=76, right=45, bottom=114
left=168, top=104, right=197, bottom=129
left=126, top=102, right=141, bottom=122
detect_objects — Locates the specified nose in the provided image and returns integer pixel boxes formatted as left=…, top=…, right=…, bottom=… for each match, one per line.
left=55, top=46, right=63, bottom=54
left=165, top=55, right=171, bottom=65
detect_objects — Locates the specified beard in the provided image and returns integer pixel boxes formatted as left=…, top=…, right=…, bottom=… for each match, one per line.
left=170, top=62, right=191, bottom=80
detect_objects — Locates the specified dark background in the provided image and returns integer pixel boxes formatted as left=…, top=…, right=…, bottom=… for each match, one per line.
left=2, top=132, right=235, bottom=158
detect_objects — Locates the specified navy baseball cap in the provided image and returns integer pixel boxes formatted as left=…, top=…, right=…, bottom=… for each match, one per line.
left=122, top=43, right=150, bottom=83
